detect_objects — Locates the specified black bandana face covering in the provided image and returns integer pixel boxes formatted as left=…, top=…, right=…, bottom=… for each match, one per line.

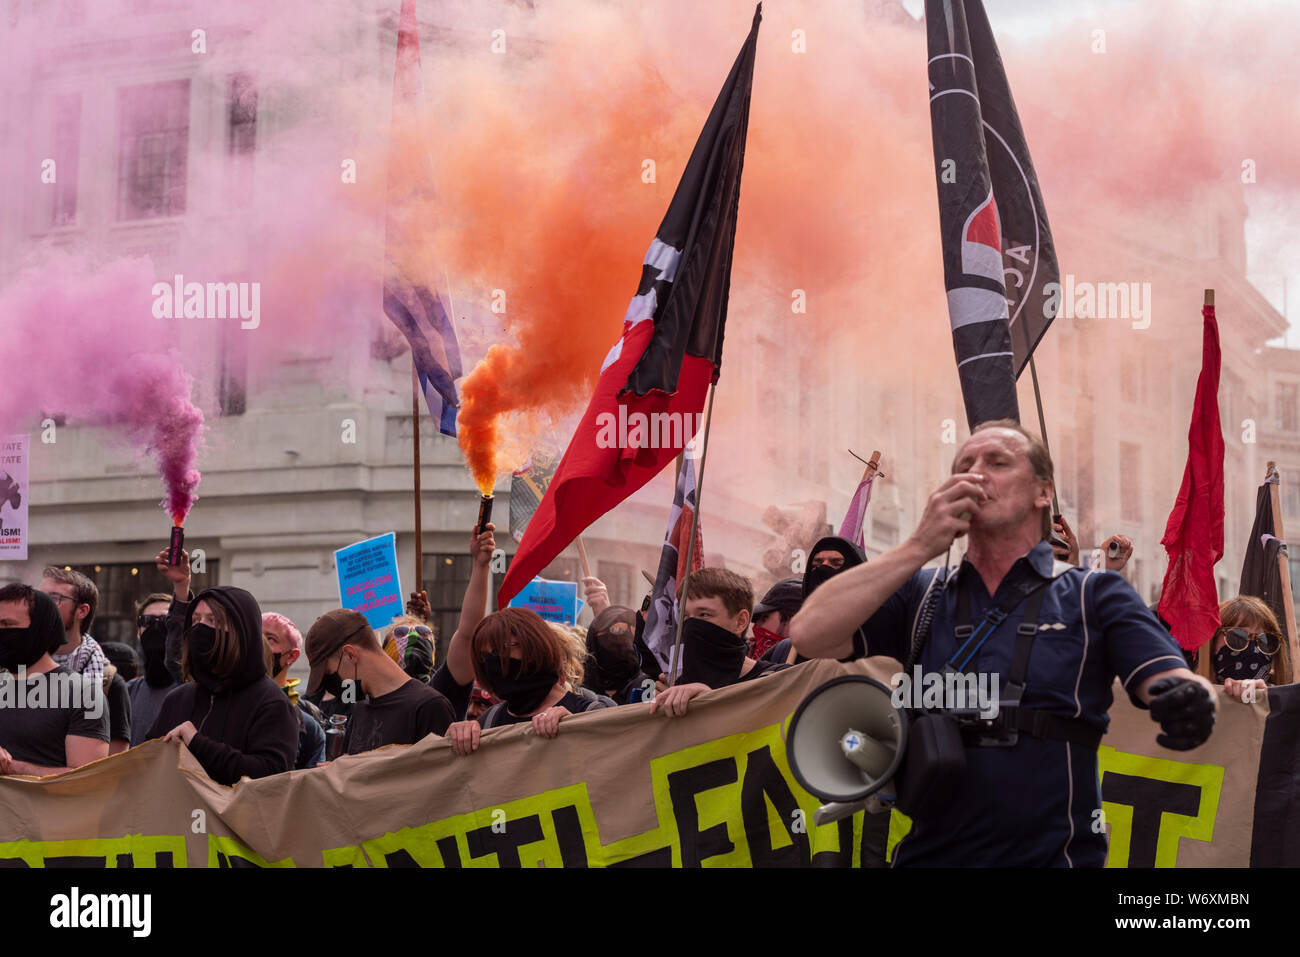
left=679, top=617, right=747, bottom=689
left=1213, top=643, right=1272, bottom=682
left=483, top=656, right=557, bottom=715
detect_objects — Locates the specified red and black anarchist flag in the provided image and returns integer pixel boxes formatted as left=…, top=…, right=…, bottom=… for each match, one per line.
left=926, top=0, right=1059, bottom=428
left=499, top=6, right=760, bottom=606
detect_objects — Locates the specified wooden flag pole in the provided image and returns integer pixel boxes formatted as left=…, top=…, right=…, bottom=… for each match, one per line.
left=669, top=384, right=717, bottom=685
left=412, top=364, right=423, bottom=598
left=576, top=536, right=593, bottom=580
left=1028, top=354, right=1061, bottom=518
left=1266, top=460, right=1300, bottom=673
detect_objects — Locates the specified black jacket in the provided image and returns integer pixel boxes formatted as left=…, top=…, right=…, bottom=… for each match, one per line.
left=149, top=586, right=297, bottom=784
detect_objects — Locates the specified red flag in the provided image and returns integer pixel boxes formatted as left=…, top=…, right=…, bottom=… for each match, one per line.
left=1157, top=302, right=1225, bottom=650
left=497, top=9, right=761, bottom=607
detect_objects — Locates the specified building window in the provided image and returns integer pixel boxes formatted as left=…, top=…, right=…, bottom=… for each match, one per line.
left=218, top=320, right=247, bottom=416
left=50, top=93, right=81, bottom=227
left=69, top=559, right=220, bottom=650
left=597, top=560, right=633, bottom=610
left=1120, top=442, right=1141, bottom=522
left=1120, top=354, right=1143, bottom=404
left=1276, top=382, right=1299, bottom=433
left=1283, top=475, right=1300, bottom=525
left=422, top=553, right=475, bottom=664
left=117, top=79, right=190, bottom=221
left=227, top=73, right=256, bottom=207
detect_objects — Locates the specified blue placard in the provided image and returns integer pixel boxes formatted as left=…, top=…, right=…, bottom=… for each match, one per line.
left=334, top=532, right=403, bottom=631
left=507, top=577, right=580, bottom=625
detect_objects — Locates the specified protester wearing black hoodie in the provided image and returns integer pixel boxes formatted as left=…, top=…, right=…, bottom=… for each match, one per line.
left=147, top=585, right=297, bottom=785
left=582, top=606, right=651, bottom=704
left=762, top=535, right=868, bottom=665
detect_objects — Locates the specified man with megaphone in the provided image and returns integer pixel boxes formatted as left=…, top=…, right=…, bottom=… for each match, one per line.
left=789, top=420, right=1215, bottom=867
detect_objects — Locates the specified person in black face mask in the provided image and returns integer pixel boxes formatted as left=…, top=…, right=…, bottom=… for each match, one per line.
left=446, top=607, right=615, bottom=756
left=763, top=536, right=868, bottom=666
left=145, top=585, right=298, bottom=784
left=583, top=606, right=650, bottom=704
left=126, top=593, right=176, bottom=747
left=303, top=608, right=454, bottom=758
left=0, top=584, right=109, bottom=776
left=650, top=568, right=788, bottom=719
left=1197, top=595, right=1293, bottom=702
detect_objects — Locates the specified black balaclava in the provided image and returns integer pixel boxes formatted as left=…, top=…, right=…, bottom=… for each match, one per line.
left=803, top=535, right=866, bottom=598
left=679, top=617, right=748, bottom=689
left=586, top=606, right=641, bottom=692
left=0, top=590, right=63, bottom=673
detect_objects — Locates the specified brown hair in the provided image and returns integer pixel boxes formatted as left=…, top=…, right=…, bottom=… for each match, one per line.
left=683, top=568, right=754, bottom=617
left=469, top=608, right=565, bottom=693
left=42, top=566, right=99, bottom=634
left=959, top=420, right=1055, bottom=539
left=137, top=592, right=174, bottom=615
left=1199, top=595, right=1293, bottom=685
left=181, top=599, right=242, bottom=684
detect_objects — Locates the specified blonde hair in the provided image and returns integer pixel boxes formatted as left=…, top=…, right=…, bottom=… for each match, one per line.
left=549, top=623, right=587, bottom=690
left=1196, top=595, right=1293, bottom=685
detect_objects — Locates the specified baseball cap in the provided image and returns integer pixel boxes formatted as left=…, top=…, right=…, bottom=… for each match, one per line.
left=754, top=578, right=804, bottom=616
left=305, top=608, right=372, bottom=695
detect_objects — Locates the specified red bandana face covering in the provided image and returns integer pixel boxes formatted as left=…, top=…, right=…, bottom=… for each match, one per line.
left=750, top=625, right=785, bottom=660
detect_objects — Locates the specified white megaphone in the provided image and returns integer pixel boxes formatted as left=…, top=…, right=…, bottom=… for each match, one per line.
left=785, top=675, right=908, bottom=826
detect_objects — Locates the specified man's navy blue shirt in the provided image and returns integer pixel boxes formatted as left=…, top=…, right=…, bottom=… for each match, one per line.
left=858, top=541, right=1186, bottom=867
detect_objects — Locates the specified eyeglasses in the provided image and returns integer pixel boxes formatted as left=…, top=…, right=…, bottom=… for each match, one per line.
left=46, top=593, right=78, bottom=606
left=392, top=625, right=432, bottom=640
left=138, top=614, right=166, bottom=629
left=1216, top=626, right=1281, bottom=655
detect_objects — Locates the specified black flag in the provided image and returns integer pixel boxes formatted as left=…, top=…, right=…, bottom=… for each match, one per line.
left=926, top=0, right=1059, bottom=428
left=1239, top=479, right=1287, bottom=628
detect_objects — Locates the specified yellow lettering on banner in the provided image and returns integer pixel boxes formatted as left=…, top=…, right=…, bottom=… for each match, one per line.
left=885, top=809, right=912, bottom=862
left=0, top=835, right=185, bottom=867
left=207, top=836, right=296, bottom=868
left=336, top=723, right=862, bottom=868
left=1098, top=746, right=1224, bottom=868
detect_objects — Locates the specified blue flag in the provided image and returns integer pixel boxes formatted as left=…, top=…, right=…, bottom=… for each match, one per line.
left=384, top=0, right=462, bottom=436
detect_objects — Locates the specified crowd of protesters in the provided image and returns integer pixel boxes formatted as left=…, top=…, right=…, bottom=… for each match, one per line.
left=0, top=422, right=1290, bottom=863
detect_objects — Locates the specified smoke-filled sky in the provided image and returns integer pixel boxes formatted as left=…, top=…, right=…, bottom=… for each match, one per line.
left=2, top=0, right=1298, bottom=531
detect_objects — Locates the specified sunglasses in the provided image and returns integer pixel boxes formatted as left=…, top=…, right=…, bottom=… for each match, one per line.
left=138, top=613, right=167, bottom=629
left=1216, top=626, right=1281, bottom=655
left=392, top=625, right=433, bottom=640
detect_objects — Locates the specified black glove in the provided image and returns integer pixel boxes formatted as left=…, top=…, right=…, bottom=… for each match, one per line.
left=1147, top=676, right=1215, bottom=751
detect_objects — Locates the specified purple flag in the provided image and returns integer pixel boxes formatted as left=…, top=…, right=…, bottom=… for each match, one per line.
left=838, top=476, right=875, bottom=551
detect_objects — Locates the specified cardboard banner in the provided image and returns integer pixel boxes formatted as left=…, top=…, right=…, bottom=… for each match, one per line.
left=334, top=532, right=402, bottom=630
left=0, top=434, right=28, bottom=560
left=0, top=660, right=1279, bottom=867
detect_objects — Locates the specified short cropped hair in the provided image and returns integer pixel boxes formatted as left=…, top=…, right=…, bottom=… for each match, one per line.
left=959, top=420, right=1055, bottom=539
left=137, top=592, right=173, bottom=615
left=42, top=566, right=99, bottom=634
left=0, top=582, right=37, bottom=616
left=683, top=568, right=753, bottom=617
left=262, top=612, right=303, bottom=653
